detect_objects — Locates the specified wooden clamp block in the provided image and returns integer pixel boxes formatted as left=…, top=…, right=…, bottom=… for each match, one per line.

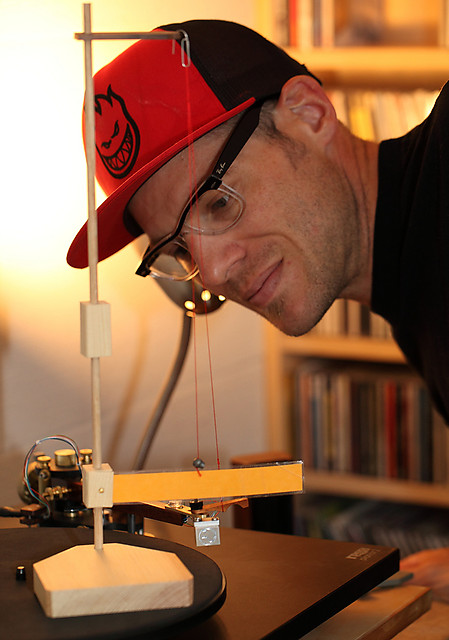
left=82, top=463, right=114, bottom=508
left=80, top=301, right=112, bottom=358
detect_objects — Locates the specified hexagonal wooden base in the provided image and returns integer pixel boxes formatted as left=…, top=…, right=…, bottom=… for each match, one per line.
left=33, top=543, right=194, bottom=618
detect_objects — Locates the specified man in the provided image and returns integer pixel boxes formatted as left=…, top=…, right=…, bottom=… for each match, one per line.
left=67, top=20, right=449, bottom=600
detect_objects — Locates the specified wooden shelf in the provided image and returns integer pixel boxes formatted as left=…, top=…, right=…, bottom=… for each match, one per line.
left=276, top=333, right=405, bottom=364
left=304, top=470, right=449, bottom=509
left=287, top=46, right=449, bottom=89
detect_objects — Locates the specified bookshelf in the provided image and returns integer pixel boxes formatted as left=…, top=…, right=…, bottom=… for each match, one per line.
left=284, top=46, right=449, bottom=90
left=265, top=327, right=449, bottom=510
left=259, top=1, right=449, bottom=517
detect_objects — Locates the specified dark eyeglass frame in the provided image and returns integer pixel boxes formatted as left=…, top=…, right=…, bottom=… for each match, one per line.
left=135, top=100, right=264, bottom=278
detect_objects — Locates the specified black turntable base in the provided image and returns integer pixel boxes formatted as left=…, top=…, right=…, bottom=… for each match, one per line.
left=1, top=527, right=226, bottom=640
left=1, top=523, right=400, bottom=640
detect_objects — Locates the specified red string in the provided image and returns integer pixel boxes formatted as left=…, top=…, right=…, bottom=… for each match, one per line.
left=184, top=59, right=201, bottom=467
left=183, top=50, right=221, bottom=473
left=203, top=303, right=221, bottom=470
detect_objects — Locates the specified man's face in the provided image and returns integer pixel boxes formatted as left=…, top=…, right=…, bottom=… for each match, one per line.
left=129, top=109, right=361, bottom=337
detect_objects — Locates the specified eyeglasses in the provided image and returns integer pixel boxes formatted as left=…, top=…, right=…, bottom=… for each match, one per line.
left=135, top=100, right=263, bottom=281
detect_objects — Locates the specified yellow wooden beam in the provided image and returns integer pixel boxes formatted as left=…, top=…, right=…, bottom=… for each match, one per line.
left=113, top=462, right=303, bottom=504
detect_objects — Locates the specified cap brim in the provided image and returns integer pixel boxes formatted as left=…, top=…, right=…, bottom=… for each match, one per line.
left=67, top=98, right=254, bottom=268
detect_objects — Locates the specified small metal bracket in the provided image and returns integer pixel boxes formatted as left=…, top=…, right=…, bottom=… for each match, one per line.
left=75, top=29, right=190, bottom=68
left=178, top=30, right=191, bottom=68
left=194, top=517, right=221, bottom=546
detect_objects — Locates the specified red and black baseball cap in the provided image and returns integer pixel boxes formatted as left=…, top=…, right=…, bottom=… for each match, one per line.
left=67, top=19, right=319, bottom=269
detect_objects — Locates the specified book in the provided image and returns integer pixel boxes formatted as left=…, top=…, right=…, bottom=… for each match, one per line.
left=293, top=362, right=439, bottom=482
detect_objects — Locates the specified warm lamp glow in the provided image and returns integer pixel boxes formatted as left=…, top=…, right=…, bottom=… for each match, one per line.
left=0, top=2, right=89, bottom=275
left=0, top=0, right=266, bottom=483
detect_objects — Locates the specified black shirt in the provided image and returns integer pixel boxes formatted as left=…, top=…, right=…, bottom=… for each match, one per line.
left=372, top=82, right=449, bottom=424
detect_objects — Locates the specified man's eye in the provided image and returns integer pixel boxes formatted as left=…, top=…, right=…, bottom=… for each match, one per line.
left=209, top=194, right=230, bottom=214
left=202, top=193, right=238, bottom=222
left=186, top=187, right=241, bottom=233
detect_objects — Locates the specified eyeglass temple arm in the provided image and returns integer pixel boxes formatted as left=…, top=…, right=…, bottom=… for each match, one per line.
left=209, top=101, right=263, bottom=183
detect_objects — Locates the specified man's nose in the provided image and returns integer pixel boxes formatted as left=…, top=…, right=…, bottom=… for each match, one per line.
left=189, top=234, right=245, bottom=290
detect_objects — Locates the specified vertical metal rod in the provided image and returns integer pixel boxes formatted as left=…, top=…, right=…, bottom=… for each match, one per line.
left=83, top=2, right=103, bottom=551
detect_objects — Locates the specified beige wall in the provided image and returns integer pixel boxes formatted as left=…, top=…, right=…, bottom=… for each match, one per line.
left=0, top=0, right=268, bottom=500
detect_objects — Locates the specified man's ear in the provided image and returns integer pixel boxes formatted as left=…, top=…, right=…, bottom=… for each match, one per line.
left=274, top=75, right=337, bottom=144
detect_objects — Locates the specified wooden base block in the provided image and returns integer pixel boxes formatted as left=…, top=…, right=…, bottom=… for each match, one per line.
left=33, top=542, right=194, bottom=618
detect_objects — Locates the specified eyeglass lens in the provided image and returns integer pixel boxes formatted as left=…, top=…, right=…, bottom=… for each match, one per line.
left=185, top=184, right=244, bottom=235
left=150, top=240, right=197, bottom=280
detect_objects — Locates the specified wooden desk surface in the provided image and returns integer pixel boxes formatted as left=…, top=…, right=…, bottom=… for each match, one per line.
left=394, top=600, right=449, bottom=640
left=302, top=585, right=432, bottom=640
